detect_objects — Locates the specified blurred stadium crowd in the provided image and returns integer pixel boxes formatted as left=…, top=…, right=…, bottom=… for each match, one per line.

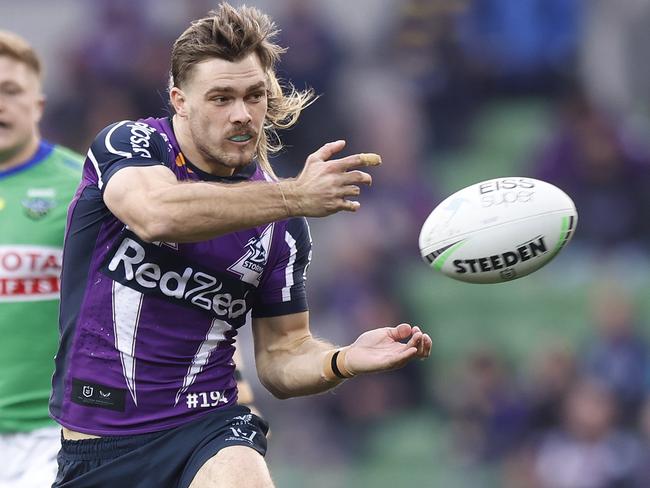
left=5, top=0, right=650, bottom=486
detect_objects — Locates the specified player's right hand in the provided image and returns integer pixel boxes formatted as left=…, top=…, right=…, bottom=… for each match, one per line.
left=283, top=140, right=381, bottom=217
left=344, top=324, right=432, bottom=375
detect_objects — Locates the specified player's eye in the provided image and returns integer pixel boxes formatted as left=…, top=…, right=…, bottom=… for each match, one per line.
left=247, top=92, right=265, bottom=103
left=211, top=96, right=230, bottom=105
left=0, top=84, right=22, bottom=96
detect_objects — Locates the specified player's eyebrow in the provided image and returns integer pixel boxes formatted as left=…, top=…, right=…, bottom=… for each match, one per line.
left=0, top=80, right=21, bottom=88
left=245, top=81, right=266, bottom=92
left=205, top=81, right=266, bottom=96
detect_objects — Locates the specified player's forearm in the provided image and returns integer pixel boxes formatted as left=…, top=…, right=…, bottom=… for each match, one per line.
left=136, top=180, right=297, bottom=243
left=256, top=336, right=344, bottom=399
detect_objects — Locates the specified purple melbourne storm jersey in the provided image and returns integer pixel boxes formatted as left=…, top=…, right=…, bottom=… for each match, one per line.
left=49, top=117, right=311, bottom=435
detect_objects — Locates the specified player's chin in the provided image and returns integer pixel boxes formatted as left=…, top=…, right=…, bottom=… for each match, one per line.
left=225, top=148, right=256, bottom=166
left=0, top=138, right=18, bottom=155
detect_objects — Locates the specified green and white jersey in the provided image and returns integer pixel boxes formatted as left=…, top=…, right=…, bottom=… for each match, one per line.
left=0, top=141, right=82, bottom=432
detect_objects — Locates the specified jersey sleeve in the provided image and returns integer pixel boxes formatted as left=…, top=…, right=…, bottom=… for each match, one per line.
left=252, top=217, right=312, bottom=318
left=87, top=120, right=168, bottom=192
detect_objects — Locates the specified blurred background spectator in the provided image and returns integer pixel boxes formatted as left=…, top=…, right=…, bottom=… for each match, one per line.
left=532, top=84, right=650, bottom=254
left=580, top=283, right=649, bottom=425
left=533, top=379, right=641, bottom=488
left=4, top=0, right=650, bottom=486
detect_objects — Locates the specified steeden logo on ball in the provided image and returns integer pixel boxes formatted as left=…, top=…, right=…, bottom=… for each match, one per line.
left=418, top=177, right=577, bottom=284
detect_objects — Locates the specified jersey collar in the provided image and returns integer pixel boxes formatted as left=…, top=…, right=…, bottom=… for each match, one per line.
left=165, top=117, right=257, bottom=183
left=183, top=158, right=257, bottom=182
left=0, top=141, right=54, bottom=180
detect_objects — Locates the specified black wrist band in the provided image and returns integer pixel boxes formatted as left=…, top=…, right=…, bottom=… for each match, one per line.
left=331, top=350, right=347, bottom=379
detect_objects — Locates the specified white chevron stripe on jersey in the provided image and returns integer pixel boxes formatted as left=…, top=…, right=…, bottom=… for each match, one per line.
left=174, top=318, right=232, bottom=406
left=87, top=149, right=104, bottom=189
left=304, top=222, right=313, bottom=280
left=105, top=121, right=132, bottom=158
left=112, top=282, right=144, bottom=406
left=282, top=232, right=297, bottom=302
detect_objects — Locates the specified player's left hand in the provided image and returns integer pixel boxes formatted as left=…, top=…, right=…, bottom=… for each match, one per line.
left=343, top=323, right=432, bottom=375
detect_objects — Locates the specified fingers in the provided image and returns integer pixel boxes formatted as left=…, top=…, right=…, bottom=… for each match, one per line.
left=342, top=170, right=372, bottom=186
left=395, top=347, right=419, bottom=365
left=335, top=153, right=382, bottom=171
left=405, top=329, right=423, bottom=350
left=412, top=327, right=432, bottom=358
left=332, top=182, right=364, bottom=213
left=330, top=195, right=362, bottom=213
left=388, top=323, right=413, bottom=342
left=342, top=185, right=361, bottom=197
left=397, top=325, right=432, bottom=359
left=331, top=168, right=372, bottom=213
left=359, top=153, right=382, bottom=165
left=340, top=199, right=361, bottom=212
left=306, top=140, right=346, bottom=164
left=422, top=335, right=432, bottom=357
left=298, top=143, right=380, bottom=217
left=305, top=145, right=381, bottom=170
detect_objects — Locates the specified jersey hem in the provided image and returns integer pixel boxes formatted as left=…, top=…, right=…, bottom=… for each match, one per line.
left=49, top=396, right=239, bottom=436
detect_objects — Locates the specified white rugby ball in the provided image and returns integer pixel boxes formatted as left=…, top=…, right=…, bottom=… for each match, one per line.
left=418, top=177, right=577, bottom=283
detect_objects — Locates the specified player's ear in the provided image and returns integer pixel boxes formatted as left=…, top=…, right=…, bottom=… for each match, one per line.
left=34, top=93, right=45, bottom=124
left=170, top=87, right=188, bottom=118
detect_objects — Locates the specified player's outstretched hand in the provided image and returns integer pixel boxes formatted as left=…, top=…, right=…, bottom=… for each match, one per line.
left=343, top=324, right=432, bottom=375
left=285, top=140, right=381, bottom=217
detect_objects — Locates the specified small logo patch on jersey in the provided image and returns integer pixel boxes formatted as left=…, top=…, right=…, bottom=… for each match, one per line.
left=72, top=378, right=126, bottom=412
left=228, top=224, right=273, bottom=286
left=22, top=188, right=56, bottom=219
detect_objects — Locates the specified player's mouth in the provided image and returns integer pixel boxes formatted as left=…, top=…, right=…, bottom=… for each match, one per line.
left=227, top=133, right=254, bottom=144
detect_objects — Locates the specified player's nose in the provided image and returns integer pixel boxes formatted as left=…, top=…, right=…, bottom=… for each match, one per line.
left=229, top=99, right=252, bottom=125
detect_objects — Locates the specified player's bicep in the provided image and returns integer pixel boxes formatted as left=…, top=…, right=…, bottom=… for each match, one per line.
left=252, top=311, right=311, bottom=359
left=103, top=165, right=178, bottom=227
left=88, top=120, right=167, bottom=190
left=88, top=119, right=176, bottom=235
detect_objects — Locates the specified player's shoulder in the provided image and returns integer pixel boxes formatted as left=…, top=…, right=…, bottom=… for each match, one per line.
left=285, top=216, right=310, bottom=232
left=283, top=216, right=312, bottom=247
left=91, top=118, right=169, bottom=162
left=95, top=119, right=163, bottom=144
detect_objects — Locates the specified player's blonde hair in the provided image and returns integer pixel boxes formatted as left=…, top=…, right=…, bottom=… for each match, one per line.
left=0, top=30, right=42, bottom=78
left=170, top=3, right=315, bottom=176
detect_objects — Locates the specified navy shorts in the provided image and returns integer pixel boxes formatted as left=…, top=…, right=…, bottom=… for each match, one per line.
left=52, top=405, right=269, bottom=488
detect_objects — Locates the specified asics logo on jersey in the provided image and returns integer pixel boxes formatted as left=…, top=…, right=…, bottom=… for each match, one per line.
left=104, top=235, right=252, bottom=322
left=126, top=121, right=156, bottom=158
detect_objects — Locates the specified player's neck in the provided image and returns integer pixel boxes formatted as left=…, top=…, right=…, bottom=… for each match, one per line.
left=0, top=134, right=41, bottom=172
